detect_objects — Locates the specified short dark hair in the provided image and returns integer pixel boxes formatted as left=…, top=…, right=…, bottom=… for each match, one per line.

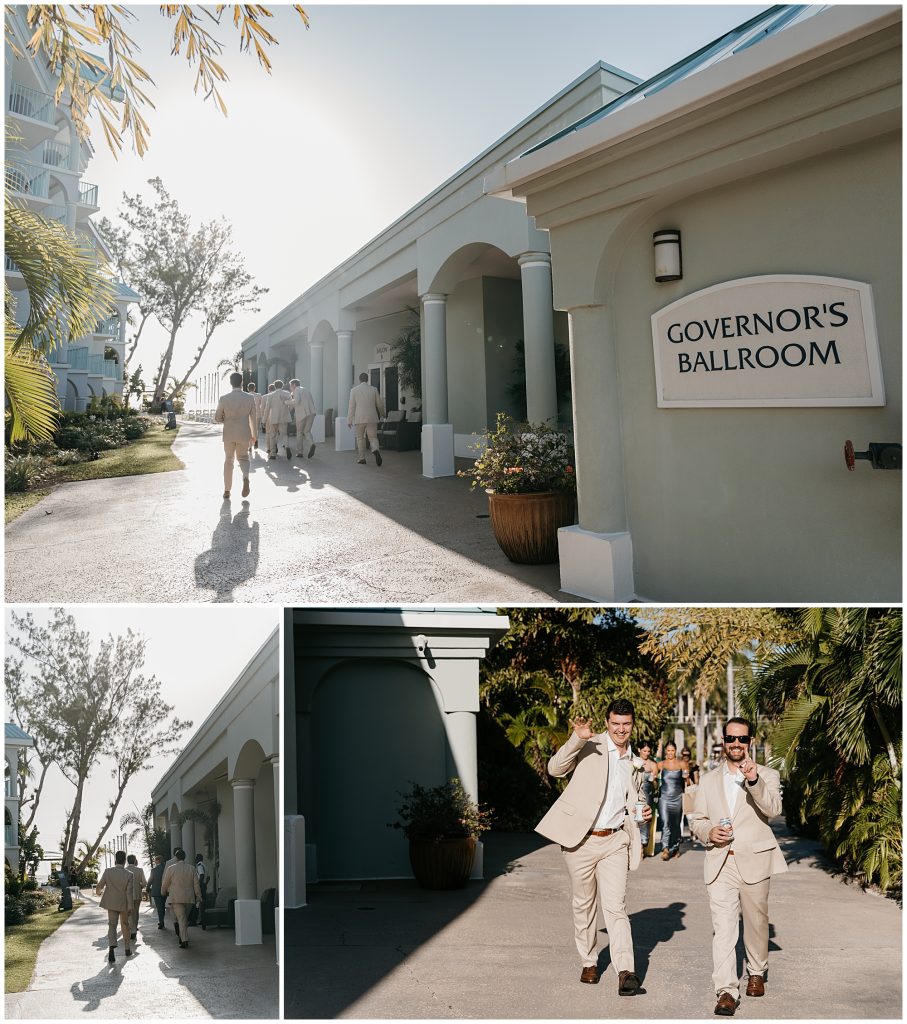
left=359, top=371, right=368, bottom=382
left=289, top=378, right=299, bottom=387
left=606, top=698, right=635, bottom=720
left=127, top=854, right=137, bottom=865
left=195, top=853, right=203, bottom=863
left=726, top=716, right=753, bottom=737
left=272, top=379, right=284, bottom=390
left=154, top=854, right=163, bottom=863
left=246, top=382, right=256, bottom=392
left=115, top=850, right=127, bottom=865
left=230, top=371, right=243, bottom=387
left=175, top=848, right=187, bottom=861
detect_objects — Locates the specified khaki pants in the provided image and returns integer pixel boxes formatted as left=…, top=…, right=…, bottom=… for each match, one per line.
left=267, top=422, right=288, bottom=456
left=706, top=854, right=771, bottom=998
left=296, top=413, right=316, bottom=456
left=106, top=907, right=131, bottom=948
left=354, top=422, right=379, bottom=458
left=223, top=440, right=250, bottom=490
left=171, top=901, right=193, bottom=943
left=128, top=901, right=140, bottom=937
left=562, top=830, right=634, bottom=972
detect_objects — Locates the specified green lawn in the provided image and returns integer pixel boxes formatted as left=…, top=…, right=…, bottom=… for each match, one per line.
left=5, top=427, right=184, bottom=524
left=5, top=902, right=81, bottom=993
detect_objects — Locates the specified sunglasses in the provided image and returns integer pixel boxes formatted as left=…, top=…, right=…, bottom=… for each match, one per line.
left=723, top=734, right=750, bottom=744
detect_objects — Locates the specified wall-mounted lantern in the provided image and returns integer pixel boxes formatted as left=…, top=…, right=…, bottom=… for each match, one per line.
left=653, top=229, right=682, bottom=282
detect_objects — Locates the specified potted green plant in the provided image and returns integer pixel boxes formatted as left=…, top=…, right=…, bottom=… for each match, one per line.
left=459, top=412, right=577, bottom=564
left=389, top=778, right=493, bottom=890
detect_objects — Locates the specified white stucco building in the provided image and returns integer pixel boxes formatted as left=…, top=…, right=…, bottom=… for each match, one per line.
left=151, top=630, right=279, bottom=945
left=241, top=5, right=900, bottom=602
left=4, top=7, right=140, bottom=411
left=5, top=722, right=35, bottom=873
left=285, top=606, right=510, bottom=901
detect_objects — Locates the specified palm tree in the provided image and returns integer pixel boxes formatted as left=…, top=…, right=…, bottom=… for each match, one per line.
left=740, top=608, right=901, bottom=893
left=217, top=349, right=244, bottom=380
left=5, top=187, right=114, bottom=441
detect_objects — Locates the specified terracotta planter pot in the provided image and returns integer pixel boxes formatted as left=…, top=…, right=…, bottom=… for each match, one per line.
left=487, top=490, right=576, bottom=564
left=408, top=836, right=477, bottom=890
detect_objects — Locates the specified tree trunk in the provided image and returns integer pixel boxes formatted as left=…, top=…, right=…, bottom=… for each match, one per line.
left=125, top=311, right=151, bottom=368
left=169, top=326, right=215, bottom=399
left=21, top=760, right=51, bottom=832
left=153, top=325, right=180, bottom=405
left=62, top=779, right=86, bottom=872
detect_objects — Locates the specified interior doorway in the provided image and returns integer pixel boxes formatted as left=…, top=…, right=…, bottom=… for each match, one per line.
left=368, top=363, right=400, bottom=413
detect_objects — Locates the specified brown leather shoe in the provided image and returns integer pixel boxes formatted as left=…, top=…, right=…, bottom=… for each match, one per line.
left=580, top=966, right=599, bottom=984
left=714, top=992, right=740, bottom=1015
left=746, top=975, right=765, bottom=997
left=618, top=971, right=641, bottom=996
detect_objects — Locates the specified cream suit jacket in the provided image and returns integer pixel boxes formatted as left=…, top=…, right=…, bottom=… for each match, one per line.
left=97, top=865, right=134, bottom=912
left=161, top=860, right=202, bottom=904
left=215, top=388, right=256, bottom=444
left=535, top=731, right=645, bottom=867
left=347, top=382, right=385, bottom=424
left=128, top=865, right=147, bottom=904
left=288, top=386, right=316, bottom=418
left=264, top=388, right=292, bottom=426
left=690, top=763, right=788, bottom=884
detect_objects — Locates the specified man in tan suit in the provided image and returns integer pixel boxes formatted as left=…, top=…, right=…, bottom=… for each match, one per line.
left=265, top=378, right=293, bottom=460
left=536, top=698, right=652, bottom=996
left=215, top=372, right=257, bottom=499
left=96, top=850, right=134, bottom=963
left=347, top=371, right=386, bottom=466
left=125, top=854, right=146, bottom=944
left=245, top=382, right=262, bottom=454
left=161, top=847, right=202, bottom=949
left=690, top=717, right=787, bottom=1016
left=287, top=378, right=317, bottom=459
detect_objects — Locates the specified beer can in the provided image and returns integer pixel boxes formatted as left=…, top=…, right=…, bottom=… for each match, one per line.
left=635, top=801, right=645, bottom=822
left=719, top=816, right=733, bottom=835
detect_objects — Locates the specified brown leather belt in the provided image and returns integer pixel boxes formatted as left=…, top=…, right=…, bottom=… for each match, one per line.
left=588, top=827, right=621, bottom=837
left=727, top=850, right=735, bottom=855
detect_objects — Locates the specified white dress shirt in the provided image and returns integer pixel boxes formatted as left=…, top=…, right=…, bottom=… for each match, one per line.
left=593, top=735, right=633, bottom=829
left=722, top=761, right=746, bottom=813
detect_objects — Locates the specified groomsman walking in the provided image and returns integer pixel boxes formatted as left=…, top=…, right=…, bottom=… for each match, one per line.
left=96, top=850, right=134, bottom=963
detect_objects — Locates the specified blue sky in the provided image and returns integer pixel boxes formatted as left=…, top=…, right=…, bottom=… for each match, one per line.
left=80, top=4, right=768, bottom=383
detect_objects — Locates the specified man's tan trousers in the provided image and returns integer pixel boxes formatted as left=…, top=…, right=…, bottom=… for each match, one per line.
left=706, top=853, right=771, bottom=998
left=354, top=422, right=379, bottom=458
left=106, top=907, right=131, bottom=948
left=562, top=830, right=634, bottom=972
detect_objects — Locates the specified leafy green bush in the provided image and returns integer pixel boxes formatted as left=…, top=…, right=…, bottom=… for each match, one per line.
left=389, top=778, right=493, bottom=842
left=123, top=416, right=151, bottom=440
left=5, top=454, right=52, bottom=493
left=50, top=448, right=88, bottom=466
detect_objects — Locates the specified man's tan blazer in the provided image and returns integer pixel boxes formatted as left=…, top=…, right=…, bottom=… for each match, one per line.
left=535, top=731, right=646, bottom=867
left=347, top=382, right=385, bottom=424
left=96, top=865, right=134, bottom=911
left=264, top=388, right=292, bottom=426
left=215, top=387, right=256, bottom=444
left=288, top=385, right=316, bottom=418
left=690, top=763, right=788, bottom=884
left=161, top=860, right=202, bottom=904
left=128, top=865, right=147, bottom=905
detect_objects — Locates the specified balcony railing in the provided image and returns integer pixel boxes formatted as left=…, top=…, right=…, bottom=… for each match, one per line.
left=43, top=139, right=75, bottom=171
left=8, top=82, right=53, bottom=124
left=95, top=316, right=120, bottom=337
left=104, top=359, right=119, bottom=379
left=5, top=254, right=21, bottom=274
left=68, top=346, right=88, bottom=371
left=78, top=181, right=99, bottom=207
left=5, top=160, right=50, bottom=198
left=88, top=354, right=104, bottom=375
left=47, top=344, right=67, bottom=365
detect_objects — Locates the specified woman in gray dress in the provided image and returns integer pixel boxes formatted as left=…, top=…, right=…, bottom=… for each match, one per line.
left=636, top=740, right=659, bottom=852
left=658, top=741, right=686, bottom=860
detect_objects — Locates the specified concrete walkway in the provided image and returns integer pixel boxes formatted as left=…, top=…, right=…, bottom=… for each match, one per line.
left=5, top=890, right=277, bottom=1019
left=5, top=421, right=568, bottom=603
left=288, top=825, right=902, bottom=1019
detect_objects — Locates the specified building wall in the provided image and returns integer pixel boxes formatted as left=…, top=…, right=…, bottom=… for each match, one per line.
left=447, top=277, right=487, bottom=435
left=609, top=135, right=900, bottom=599
left=482, top=277, right=524, bottom=426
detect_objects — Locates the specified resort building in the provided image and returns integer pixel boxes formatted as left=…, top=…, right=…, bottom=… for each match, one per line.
left=4, top=7, right=139, bottom=411
left=285, top=606, right=510, bottom=899
left=241, top=5, right=900, bottom=603
left=151, top=630, right=279, bottom=945
left=5, top=722, right=35, bottom=873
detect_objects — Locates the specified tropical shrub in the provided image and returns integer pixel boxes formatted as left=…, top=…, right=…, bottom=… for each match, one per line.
left=459, top=413, right=576, bottom=494
left=389, top=778, right=493, bottom=842
left=5, top=453, right=52, bottom=492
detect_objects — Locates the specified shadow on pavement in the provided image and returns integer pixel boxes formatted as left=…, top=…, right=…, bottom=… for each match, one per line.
left=286, top=831, right=549, bottom=1019
left=627, top=901, right=688, bottom=983
left=194, top=500, right=260, bottom=602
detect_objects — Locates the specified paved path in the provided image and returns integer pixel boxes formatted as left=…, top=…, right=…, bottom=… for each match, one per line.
left=5, top=421, right=567, bottom=603
left=288, top=825, right=902, bottom=1019
left=5, top=890, right=277, bottom=1019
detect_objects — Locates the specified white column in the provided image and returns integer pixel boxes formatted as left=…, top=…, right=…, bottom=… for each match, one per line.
left=181, top=816, right=196, bottom=862
left=420, top=292, right=454, bottom=478
left=231, top=778, right=262, bottom=945
left=441, top=711, right=483, bottom=880
left=518, top=252, right=558, bottom=424
left=309, top=341, right=326, bottom=444
left=335, top=330, right=355, bottom=451
left=557, top=305, right=635, bottom=601
left=169, top=820, right=182, bottom=856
